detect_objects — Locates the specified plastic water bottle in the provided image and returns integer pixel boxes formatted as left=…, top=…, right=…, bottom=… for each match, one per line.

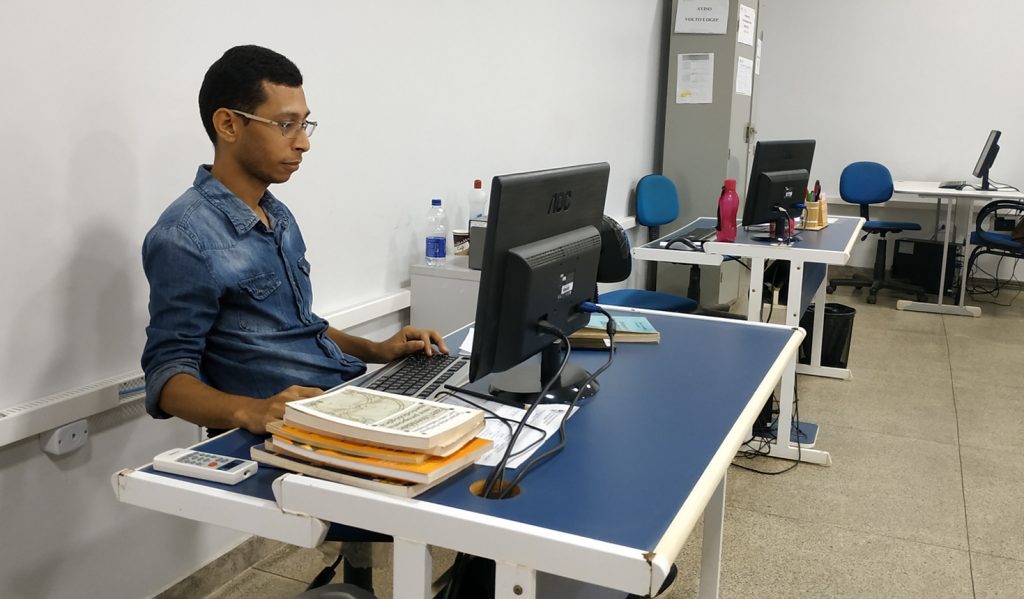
left=468, top=179, right=487, bottom=223
left=716, top=178, right=739, bottom=242
left=425, top=198, right=447, bottom=266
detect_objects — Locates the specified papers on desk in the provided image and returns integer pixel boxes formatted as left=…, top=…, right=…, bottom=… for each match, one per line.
left=439, top=392, right=576, bottom=469
left=458, top=328, right=474, bottom=356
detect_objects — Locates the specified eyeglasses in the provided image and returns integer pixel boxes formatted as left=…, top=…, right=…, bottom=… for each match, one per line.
left=230, top=109, right=317, bottom=138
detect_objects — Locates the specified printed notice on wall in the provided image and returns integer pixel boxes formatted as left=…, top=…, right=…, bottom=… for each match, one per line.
left=738, top=5, right=756, bottom=46
left=677, top=53, right=714, bottom=104
left=675, top=0, right=728, bottom=34
left=736, top=56, right=753, bottom=96
left=755, top=38, right=763, bottom=75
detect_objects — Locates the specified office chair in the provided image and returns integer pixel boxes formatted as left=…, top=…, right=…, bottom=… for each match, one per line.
left=964, top=199, right=1024, bottom=294
left=827, top=161, right=928, bottom=304
left=596, top=178, right=698, bottom=313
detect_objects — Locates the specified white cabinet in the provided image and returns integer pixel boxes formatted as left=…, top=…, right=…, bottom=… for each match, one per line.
left=409, top=256, right=480, bottom=335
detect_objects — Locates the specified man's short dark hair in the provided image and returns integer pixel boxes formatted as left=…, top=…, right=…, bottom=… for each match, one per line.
left=198, top=45, right=303, bottom=145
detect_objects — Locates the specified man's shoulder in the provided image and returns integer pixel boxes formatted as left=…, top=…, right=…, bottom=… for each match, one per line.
left=153, top=187, right=210, bottom=228
left=145, top=187, right=226, bottom=251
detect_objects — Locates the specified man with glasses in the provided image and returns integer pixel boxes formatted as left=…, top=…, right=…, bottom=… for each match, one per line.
left=141, top=44, right=446, bottom=594
left=141, top=44, right=446, bottom=457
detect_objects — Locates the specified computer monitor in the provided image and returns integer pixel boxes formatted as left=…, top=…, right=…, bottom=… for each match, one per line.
left=742, top=139, right=816, bottom=241
left=973, top=129, right=1001, bottom=191
left=469, top=162, right=609, bottom=406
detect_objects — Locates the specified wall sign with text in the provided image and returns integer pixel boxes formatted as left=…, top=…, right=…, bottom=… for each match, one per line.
left=674, top=0, right=729, bottom=34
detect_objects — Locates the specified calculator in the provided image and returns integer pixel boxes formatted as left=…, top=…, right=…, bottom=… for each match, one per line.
left=152, top=448, right=258, bottom=485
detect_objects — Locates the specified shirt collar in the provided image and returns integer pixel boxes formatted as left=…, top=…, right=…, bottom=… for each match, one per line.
left=192, top=165, right=291, bottom=234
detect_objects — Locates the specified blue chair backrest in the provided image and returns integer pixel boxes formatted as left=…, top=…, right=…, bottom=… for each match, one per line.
left=636, top=175, right=680, bottom=227
left=839, top=161, right=894, bottom=205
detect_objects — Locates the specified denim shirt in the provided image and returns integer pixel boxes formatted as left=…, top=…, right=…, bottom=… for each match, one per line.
left=141, top=165, right=366, bottom=418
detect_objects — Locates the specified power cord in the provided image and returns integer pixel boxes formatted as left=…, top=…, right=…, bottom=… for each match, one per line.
left=730, top=379, right=802, bottom=475
left=306, top=549, right=344, bottom=591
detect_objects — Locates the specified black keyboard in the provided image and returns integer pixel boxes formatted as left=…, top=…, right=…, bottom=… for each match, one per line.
left=659, top=227, right=716, bottom=247
left=363, top=353, right=470, bottom=400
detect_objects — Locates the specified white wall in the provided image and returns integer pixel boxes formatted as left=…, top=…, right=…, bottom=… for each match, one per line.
left=757, top=0, right=1024, bottom=273
left=0, top=1, right=666, bottom=596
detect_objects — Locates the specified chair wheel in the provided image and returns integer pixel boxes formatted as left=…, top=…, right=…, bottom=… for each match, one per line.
left=826, top=284, right=836, bottom=294
left=866, top=294, right=877, bottom=304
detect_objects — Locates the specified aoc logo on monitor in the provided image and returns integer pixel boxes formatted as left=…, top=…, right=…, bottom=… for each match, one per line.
left=783, top=185, right=795, bottom=199
left=548, top=190, right=572, bottom=214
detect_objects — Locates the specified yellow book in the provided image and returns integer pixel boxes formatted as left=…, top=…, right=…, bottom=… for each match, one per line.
left=267, top=435, right=492, bottom=485
left=251, top=444, right=458, bottom=498
left=267, top=420, right=427, bottom=464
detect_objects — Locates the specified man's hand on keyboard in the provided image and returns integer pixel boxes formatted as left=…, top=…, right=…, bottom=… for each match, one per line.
left=376, top=325, right=449, bottom=361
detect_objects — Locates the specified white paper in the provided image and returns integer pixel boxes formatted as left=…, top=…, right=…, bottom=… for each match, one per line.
left=676, top=53, right=714, bottom=104
left=440, top=394, right=577, bottom=469
left=458, top=327, right=474, bottom=356
left=675, top=0, right=729, bottom=34
left=755, top=38, right=762, bottom=75
left=738, top=4, right=756, bottom=46
left=736, top=56, right=754, bottom=96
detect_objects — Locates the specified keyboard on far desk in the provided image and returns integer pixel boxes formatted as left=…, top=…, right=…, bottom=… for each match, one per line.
left=362, top=353, right=470, bottom=400
left=659, top=227, right=716, bottom=248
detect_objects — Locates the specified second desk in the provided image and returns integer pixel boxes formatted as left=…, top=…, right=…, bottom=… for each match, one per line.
left=635, top=215, right=865, bottom=465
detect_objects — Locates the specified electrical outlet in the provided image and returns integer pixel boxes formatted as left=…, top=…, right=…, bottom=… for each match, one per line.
left=40, top=419, right=89, bottom=455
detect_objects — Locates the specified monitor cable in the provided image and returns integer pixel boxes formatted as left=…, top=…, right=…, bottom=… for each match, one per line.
left=436, top=387, right=548, bottom=459
left=480, top=319, right=572, bottom=499
left=498, top=303, right=618, bottom=498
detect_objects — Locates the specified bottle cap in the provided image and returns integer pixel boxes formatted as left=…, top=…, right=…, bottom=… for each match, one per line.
left=431, top=198, right=442, bottom=206
left=723, top=178, right=736, bottom=191
left=474, top=179, right=482, bottom=189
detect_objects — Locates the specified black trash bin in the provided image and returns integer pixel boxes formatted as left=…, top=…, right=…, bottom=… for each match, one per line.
left=798, top=303, right=855, bottom=368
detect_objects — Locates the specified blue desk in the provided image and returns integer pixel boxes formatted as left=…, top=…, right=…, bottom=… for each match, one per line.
left=635, top=216, right=865, bottom=466
left=113, top=309, right=802, bottom=598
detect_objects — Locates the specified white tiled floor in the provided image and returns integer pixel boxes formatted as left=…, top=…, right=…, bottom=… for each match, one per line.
left=171, top=282, right=1024, bottom=599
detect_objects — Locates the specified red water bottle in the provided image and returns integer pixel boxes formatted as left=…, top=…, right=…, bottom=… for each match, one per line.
left=716, top=179, right=739, bottom=242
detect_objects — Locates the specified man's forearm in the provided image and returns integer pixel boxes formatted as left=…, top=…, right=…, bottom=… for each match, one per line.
left=158, top=373, right=263, bottom=432
left=326, top=328, right=382, bottom=362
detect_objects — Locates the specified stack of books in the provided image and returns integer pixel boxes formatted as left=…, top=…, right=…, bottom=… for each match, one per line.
left=251, top=385, right=490, bottom=497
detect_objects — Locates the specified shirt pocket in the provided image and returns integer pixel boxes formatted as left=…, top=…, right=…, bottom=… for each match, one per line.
left=238, top=272, right=285, bottom=331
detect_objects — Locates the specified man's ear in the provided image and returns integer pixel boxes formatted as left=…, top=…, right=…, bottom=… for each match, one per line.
left=211, top=108, right=240, bottom=144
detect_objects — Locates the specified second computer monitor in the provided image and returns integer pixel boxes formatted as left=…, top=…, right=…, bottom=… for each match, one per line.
left=741, top=139, right=816, bottom=228
left=972, top=129, right=1001, bottom=191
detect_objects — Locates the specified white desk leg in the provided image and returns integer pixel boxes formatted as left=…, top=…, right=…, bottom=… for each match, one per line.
left=795, top=268, right=852, bottom=380
left=956, top=197, right=982, bottom=316
left=495, top=562, right=537, bottom=599
left=898, top=195, right=980, bottom=316
left=698, top=474, right=726, bottom=599
left=764, top=260, right=832, bottom=465
left=393, top=538, right=432, bottom=599
left=747, top=257, right=766, bottom=322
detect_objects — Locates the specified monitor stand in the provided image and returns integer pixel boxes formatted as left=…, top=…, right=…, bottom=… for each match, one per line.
left=488, top=340, right=599, bottom=406
left=751, top=212, right=800, bottom=244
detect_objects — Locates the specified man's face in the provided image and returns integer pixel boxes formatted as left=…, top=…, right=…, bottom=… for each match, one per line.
left=233, top=82, right=311, bottom=186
